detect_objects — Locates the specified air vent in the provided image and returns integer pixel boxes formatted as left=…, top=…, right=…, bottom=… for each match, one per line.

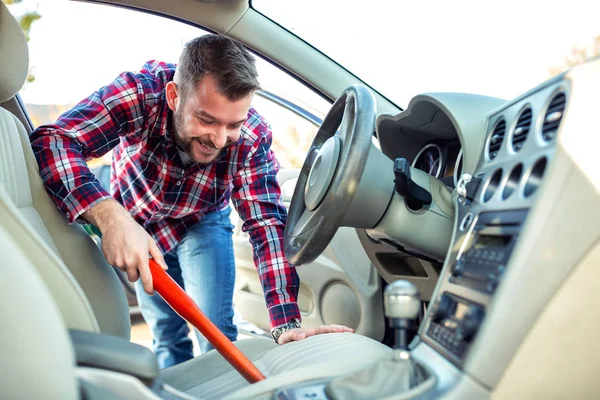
left=487, top=119, right=506, bottom=160
left=511, top=107, right=532, bottom=152
left=541, top=92, right=566, bottom=142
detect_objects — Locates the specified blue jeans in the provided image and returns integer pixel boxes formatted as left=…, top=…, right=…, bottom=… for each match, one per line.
left=135, top=206, right=238, bottom=368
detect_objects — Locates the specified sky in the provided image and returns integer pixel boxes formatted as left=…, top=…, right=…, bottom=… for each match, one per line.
left=8, top=0, right=600, bottom=109
left=255, top=0, right=599, bottom=105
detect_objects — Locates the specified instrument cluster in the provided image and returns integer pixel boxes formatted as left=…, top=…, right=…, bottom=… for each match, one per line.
left=412, top=140, right=463, bottom=187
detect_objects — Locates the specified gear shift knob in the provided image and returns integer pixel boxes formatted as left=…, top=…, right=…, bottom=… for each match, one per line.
left=384, top=280, right=421, bottom=349
left=384, top=280, right=421, bottom=319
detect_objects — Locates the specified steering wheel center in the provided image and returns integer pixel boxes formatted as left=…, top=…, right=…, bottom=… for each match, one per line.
left=304, top=136, right=341, bottom=211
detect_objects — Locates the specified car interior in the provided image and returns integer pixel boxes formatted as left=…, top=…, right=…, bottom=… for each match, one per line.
left=1, top=0, right=599, bottom=399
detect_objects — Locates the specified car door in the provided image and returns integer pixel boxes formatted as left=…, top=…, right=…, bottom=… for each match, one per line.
left=231, top=87, right=385, bottom=341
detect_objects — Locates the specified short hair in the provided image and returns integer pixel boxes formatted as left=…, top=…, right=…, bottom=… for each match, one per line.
left=175, top=34, right=261, bottom=102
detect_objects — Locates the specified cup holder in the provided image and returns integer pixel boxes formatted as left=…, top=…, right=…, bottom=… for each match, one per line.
left=482, top=169, right=503, bottom=203
left=523, top=157, right=548, bottom=198
left=502, top=163, right=523, bottom=200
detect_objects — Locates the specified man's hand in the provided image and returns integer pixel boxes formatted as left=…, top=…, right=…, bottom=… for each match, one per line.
left=82, top=199, right=168, bottom=295
left=277, top=324, right=355, bottom=345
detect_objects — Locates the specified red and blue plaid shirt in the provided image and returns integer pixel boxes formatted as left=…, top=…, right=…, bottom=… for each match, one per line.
left=30, top=61, right=300, bottom=329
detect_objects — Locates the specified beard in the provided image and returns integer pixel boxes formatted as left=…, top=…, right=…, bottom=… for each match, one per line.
left=172, top=109, right=224, bottom=165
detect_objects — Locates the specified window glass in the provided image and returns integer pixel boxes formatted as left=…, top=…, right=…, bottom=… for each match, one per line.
left=8, top=0, right=329, bottom=171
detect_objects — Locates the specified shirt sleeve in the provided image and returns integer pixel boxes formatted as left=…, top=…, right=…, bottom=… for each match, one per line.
left=29, top=71, right=146, bottom=223
left=231, top=121, right=301, bottom=329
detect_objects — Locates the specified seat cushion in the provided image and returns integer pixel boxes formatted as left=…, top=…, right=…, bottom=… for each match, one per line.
left=160, top=337, right=278, bottom=392
left=160, top=333, right=392, bottom=399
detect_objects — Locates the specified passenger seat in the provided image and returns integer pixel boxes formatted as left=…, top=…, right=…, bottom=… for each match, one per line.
left=0, top=213, right=79, bottom=399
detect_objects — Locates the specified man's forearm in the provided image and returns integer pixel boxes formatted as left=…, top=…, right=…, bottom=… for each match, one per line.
left=82, top=198, right=132, bottom=233
left=30, top=127, right=115, bottom=223
left=248, top=225, right=301, bottom=328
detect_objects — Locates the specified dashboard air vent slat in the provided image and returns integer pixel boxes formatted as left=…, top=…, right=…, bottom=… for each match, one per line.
left=511, top=108, right=532, bottom=152
left=541, top=92, right=566, bottom=142
left=487, top=119, right=506, bottom=160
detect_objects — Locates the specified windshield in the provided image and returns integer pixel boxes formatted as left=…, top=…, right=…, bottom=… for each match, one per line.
left=253, top=0, right=597, bottom=108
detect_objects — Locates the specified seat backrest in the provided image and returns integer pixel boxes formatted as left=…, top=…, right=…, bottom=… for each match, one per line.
left=0, top=1, right=130, bottom=338
left=0, top=217, right=79, bottom=400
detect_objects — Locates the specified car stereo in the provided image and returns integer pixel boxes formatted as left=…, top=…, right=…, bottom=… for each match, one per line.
left=427, top=292, right=485, bottom=360
left=450, top=209, right=527, bottom=294
left=423, top=209, right=528, bottom=365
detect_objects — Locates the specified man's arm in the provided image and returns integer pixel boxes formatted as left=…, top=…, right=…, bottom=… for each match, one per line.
left=81, top=198, right=166, bottom=294
left=30, top=70, right=167, bottom=293
left=230, top=117, right=301, bottom=330
left=30, top=71, right=146, bottom=223
left=231, top=114, right=355, bottom=344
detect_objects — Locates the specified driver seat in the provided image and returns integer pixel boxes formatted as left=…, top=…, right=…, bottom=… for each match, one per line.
left=0, top=3, right=391, bottom=398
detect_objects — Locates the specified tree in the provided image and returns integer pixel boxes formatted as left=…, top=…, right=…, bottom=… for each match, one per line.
left=549, top=35, right=600, bottom=77
left=2, top=0, right=41, bottom=83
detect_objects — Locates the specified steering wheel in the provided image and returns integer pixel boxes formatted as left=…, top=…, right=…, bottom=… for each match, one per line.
left=284, top=84, right=377, bottom=266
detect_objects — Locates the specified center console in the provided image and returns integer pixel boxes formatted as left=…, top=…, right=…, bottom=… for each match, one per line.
left=420, top=79, right=567, bottom=368
left=450, top=209, right=525, bottom=295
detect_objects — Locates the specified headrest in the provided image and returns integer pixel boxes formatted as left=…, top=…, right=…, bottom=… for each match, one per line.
left=0, top=2, right=29, bottom=103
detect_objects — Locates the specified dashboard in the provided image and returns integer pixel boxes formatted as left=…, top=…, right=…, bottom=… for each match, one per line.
left=359, top=57, right=600, bottom=398
left=373, top=81, right=567, bottom=368
left=374, top=98, right=471, bottom=191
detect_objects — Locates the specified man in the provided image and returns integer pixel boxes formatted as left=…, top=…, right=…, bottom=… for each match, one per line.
left=30, top=34, right=352, bottom=368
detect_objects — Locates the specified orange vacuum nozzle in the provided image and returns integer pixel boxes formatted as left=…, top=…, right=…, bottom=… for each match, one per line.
left=149, top=259, right=266, bottom=383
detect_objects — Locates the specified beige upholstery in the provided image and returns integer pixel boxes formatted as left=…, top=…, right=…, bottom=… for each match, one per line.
left=0, top=182, right=100, bottom=333
left=161, top=333, right=392, bottom=399
left=0, top=107, right=131, bottom=338
left=0, top=1, right=130, bottom=339
left=0, top=218, right=78, bottom=400
left=160, top=337, right=278, bottom=392
left=0, top=2, right=28, bottom=104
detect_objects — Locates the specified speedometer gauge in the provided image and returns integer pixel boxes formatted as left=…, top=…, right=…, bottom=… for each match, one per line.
left=412, top=144, right=443, bottom=178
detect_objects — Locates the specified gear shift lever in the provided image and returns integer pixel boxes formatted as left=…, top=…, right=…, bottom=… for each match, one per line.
left=325, top=282, right=429, bottom=399
left=384, top=280, right=421, bottom=350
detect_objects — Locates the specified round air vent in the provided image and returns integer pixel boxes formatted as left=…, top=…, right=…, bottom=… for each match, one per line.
left=482, top=168, right=503, bottom=202
left=541, top=92, right=566, bottom=142
left=523, top=157, right=548, bottom=198
left=511, top=107, right=532, bottom=152
left=487, top=119, right=506, bottom=161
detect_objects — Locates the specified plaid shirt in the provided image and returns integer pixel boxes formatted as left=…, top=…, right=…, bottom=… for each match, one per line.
left=30, top=61, right=300, bottom=329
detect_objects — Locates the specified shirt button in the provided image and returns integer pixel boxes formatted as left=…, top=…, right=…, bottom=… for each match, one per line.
left=176, top=180, right=182, bottom=186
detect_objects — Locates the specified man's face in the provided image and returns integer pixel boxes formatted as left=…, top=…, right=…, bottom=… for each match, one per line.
left=168, top=74, right=252, bottom=165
